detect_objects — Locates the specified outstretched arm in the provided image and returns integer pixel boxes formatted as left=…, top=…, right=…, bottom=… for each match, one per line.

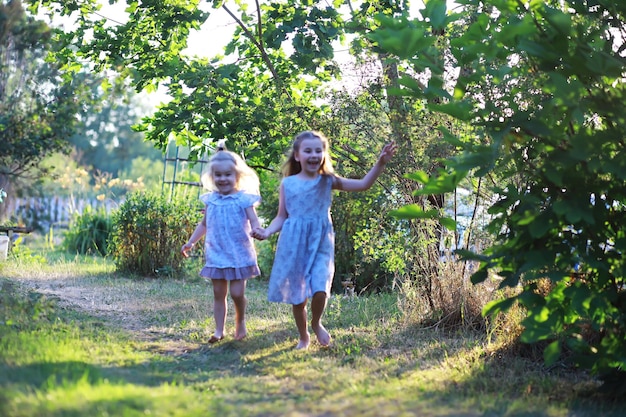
left=252, top=183, right=288, bottom=240
left=181, top=210, right=207, bottom=258
left=334, top=141, right=398, bottom=192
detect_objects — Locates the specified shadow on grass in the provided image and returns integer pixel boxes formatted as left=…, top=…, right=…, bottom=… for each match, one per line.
left=3, top=274, right=625, bottom=417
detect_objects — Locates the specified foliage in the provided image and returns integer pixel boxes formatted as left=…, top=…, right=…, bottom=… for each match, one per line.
left=63, top=207, right=112, bottom=256
left=110, top=191, right=201, bottom=277
left=4, top=235, right=47, bottom=265
left=371, top=0, right=626, bottom=384
left=0, top=1, right=92, bottom=188
left=27, top=0, right=340, bottom=165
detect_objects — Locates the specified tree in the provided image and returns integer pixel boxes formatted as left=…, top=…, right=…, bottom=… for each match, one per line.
left=372, top=0, right=626, bottom=388
left=30, top=0, right=471, bottom=312
left=28, top=0, right=344, bottom=164
left=0, top=0, right=102, bottom=221
left=68, top=92, right=162, bottom=177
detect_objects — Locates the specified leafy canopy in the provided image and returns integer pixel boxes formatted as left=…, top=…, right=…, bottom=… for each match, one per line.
left=28, top=0, right=348, bottom=166
left=372, top=0, right=626, bottom=380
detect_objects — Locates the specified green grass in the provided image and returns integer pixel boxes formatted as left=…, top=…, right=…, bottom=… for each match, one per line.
left=0, top=242, right=623, bottom=416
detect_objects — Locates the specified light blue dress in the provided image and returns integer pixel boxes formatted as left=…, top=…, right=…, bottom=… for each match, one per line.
left=268, top=174, right=335, bottom=305
left=199, top=191, right=261, bottom=281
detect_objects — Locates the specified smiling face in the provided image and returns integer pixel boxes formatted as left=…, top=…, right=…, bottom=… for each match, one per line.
left=211, top=160, right=238, bottom=195
left=295, top=136, right=325, bottom=177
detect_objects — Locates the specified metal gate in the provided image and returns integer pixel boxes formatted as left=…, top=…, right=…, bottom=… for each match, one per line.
left=161, top=142, right=209, bottom=200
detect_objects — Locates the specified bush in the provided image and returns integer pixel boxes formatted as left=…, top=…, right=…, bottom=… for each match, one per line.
left=63, top=207, right=112, bottom=256
left=110, top=192, right=201, bottom=277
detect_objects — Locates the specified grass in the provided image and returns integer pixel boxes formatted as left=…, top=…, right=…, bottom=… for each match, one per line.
left=0, top=238, right=624, bottom=416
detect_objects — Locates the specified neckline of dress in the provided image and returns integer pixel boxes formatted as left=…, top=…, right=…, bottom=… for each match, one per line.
left=214, top=190, right=241, bottom=198
left=294, top=173, right=321, bottom=181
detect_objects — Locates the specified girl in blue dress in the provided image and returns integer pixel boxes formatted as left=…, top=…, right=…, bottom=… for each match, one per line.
left=182, top=140, right=262, bottom=343
left=254, top=131, right=397, bottom=349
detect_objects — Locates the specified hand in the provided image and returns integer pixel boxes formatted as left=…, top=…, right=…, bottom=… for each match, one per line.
left=181, top=242, right=193, bottom=258
left=378, top=141, right=398, bottom=165
left=252, top=227, right=268, bottom=240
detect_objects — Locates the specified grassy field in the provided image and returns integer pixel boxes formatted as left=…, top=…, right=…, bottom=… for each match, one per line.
left=0, top=242, right=623, bottom=416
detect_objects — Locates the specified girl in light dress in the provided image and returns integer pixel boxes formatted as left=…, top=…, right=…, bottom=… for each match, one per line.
left=254, top=131, right=397, bottom=349
left=182, top=140, right=262, bottom=343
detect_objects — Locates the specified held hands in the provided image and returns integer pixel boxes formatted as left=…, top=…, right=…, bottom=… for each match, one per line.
left=252, top=227, right=268, bottom=240
left=378, top=141, right=398, bottom=165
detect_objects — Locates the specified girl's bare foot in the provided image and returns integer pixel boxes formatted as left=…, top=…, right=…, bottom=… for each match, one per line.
left=234, top=322, right=247, bottom=340
left=295, top=333, right=310, bottom=350
left=312, top=324, right=331, bottom=347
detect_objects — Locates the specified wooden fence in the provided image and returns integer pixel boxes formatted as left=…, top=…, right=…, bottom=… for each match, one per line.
left=2, top=197, right=117, bottom=231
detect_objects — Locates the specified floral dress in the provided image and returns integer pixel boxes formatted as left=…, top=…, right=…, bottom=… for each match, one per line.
left=268, top=175, right=335, bottom=304
left=199, top=191, right=261, bottom=280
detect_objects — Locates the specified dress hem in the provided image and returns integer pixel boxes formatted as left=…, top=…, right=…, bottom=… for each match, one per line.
left=200, top=265, right=260, bottom=280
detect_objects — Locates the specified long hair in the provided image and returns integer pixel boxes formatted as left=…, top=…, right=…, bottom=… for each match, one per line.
left=201, top=139, right=260, bottom=195
left=282, top=130, right=335, bottom=177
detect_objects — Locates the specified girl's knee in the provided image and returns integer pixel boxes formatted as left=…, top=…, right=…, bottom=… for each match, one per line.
left=293, top=301, right=307, bottom=310
left=230, top=291, right=246, bottom=303
left=229, top=280, right=246, bottom=300
left=212, top=279, right=229, bottom=299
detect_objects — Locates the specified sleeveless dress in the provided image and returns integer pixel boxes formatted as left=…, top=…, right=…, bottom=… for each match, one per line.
left=199, top=191, right=261, bottom=281
left=267, top=174, right=335, bottom=305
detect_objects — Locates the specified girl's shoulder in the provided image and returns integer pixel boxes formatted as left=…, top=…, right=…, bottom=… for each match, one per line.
left=199, top=192, right=216, bottom=205
left=203, top=191, right=260, bottom=207
left=237, top=191, right=261, bottom=208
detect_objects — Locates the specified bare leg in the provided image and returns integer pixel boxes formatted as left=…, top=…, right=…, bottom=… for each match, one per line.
left=311, top=291, right=331, bottom=347
left=292, top=300, right=310, bottom=350
left=211, top=279, right=228, bottom=341
left=229, top=279, right=248, bottom=340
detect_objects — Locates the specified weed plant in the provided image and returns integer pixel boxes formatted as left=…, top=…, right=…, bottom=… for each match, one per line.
left=63, top=207, right=112, bottom=256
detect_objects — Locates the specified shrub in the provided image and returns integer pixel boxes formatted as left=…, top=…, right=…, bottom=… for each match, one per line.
left=63, top=207, right=112, bottom=256
left=110, top=192, right=201, bottom=277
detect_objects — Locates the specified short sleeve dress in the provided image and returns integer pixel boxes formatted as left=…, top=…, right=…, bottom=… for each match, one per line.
left=199, top=191, right=261, bottom=281
left=267, top=174, right=335, bottom=305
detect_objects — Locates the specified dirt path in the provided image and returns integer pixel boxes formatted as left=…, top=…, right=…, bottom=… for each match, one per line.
left=16, top=275, right=163, bottom=337
left=15, top=274, right=209, bottom=356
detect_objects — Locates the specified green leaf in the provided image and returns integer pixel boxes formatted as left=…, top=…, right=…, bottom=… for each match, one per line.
left=543, top=340, right=561, bottom=366
left=470, top=267, right=489, bottom=285
left=423, top=0, right=448, bottom=31
left=483, top=297, right=516, bottom=317
left=390, top=205, right=438, bottom=220
left=397, top=76, right=425, bottom=94
left=528, top=215, right=553, bottom=238
left=439, top=216, right=457, bottom=231
left=404, top=170, right=429, bottom=184
left=413, top=168, right=468, bottom=195
left=429, top=101, right=473, bottom=121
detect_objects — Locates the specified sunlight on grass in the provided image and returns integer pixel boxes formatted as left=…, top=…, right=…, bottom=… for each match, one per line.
left=7, top=377, right=209, bottom=417
left=0, top=243, right=622, bottom=417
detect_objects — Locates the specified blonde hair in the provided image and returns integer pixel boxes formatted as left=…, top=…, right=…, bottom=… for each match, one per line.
left=201, top=140, right=260, bottom=195
left=282, top=130, right=335, bottom=177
